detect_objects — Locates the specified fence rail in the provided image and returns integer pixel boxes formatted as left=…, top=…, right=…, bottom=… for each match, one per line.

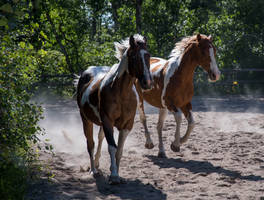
left=37, top=68, right=264, bottom=87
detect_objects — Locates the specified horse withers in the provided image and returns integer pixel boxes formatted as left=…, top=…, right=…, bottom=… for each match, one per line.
left=76, top=34, right=152, bottom=184
left=135, top=34, right=221, bottom=157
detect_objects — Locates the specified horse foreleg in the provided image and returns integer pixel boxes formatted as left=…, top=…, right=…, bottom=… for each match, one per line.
left=138, top=100, right=154, bottom=149
left=81, top=113, right=97, bottom=175
left=94, top=126, right=104, bottom=169
left=116, top=129, right=129, bottom=173
left=171, top=109, right=182, bottom=152
left=180, top=103, right=195, bottom=144
left=157, top=108, right=168, bottom=157
left=101, top=115, right=120, bottom=184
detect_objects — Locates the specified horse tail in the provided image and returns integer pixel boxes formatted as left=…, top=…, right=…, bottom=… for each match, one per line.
left=72, top=74, right=80, bottom=100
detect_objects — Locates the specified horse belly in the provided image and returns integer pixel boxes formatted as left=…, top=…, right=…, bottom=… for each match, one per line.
left=164, top=84, right=194, bottom=109
left=142, top=88, right=164, bottom=108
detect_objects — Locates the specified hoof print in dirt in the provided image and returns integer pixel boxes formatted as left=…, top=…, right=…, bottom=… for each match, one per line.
left=171, top=143, right=180, bottom=152
left=158, top=151, right=167, bottom=158
left=145, top=142, right=154, bottom=149
left=109, top=176, right=121, bottom=185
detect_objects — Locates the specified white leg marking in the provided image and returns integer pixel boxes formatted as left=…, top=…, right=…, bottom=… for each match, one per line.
left=89, top=148, right=97, bottom=174
left=108, top=145, right=118, bottom=177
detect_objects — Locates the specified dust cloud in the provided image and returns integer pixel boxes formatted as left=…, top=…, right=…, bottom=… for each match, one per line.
left=37, top=95, right=143, bottom=169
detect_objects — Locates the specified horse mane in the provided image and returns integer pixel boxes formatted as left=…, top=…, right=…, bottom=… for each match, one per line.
left=100, top=34, right=145, bottom=90
left=169, top=35, right=198, bottom=59
left=114, top=34, right=146, bottom=61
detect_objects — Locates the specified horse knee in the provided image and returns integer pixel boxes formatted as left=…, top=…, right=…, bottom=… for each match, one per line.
left=174, top=112, right=182, bottom=124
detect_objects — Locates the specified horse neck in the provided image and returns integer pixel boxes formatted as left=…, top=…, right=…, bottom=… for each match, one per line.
left=115, top=71, right=135, bottom=95
left=112, top=53, right=135, bottom=94
left=176, top=47, right=198, bottom=82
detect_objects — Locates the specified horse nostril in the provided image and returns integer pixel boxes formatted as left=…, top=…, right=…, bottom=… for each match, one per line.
left=143, top=79, right=147, bottom=86
left=212, top=73, right=216, bottom=80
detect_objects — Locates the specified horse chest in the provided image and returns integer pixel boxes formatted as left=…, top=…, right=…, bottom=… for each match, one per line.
left=115, top=92, right=137, bottom=130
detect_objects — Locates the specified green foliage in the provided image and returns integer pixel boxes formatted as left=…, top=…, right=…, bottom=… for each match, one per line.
left=1, top=0, right=264, bottom=198
left=0, top=2, right=43, bottom=199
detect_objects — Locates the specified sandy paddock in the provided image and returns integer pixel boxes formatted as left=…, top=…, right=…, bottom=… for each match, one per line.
left=27, top=96, right=264, bottom=200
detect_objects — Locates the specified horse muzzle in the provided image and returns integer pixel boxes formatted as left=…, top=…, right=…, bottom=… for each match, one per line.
left=208, top=69, right=221, bottom=82
left=139, top=77, right=153, bottom=90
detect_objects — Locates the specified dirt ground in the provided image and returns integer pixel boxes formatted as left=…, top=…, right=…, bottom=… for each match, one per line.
left=27, top=96, right=264, bottom=200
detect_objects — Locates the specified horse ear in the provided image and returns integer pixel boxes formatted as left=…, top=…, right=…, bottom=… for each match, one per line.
left=208, top=35, right=213, bottom=42
left=129, top=35, right=136, bottom=48
left=197, top=33, right=201, bottom=41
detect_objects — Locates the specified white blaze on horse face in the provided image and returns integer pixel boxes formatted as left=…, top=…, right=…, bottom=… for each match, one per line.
left=161, top=55, right=183, bottom=107
left=140, top=49, right=152, bottom=87
left=209, top=47, right=221, bottom=81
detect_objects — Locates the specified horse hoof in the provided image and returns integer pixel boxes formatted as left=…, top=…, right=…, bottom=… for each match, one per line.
left=171, top=143, right=180, bottom=152
left=158, top=151, right=167, bottom=158
left=145, top=142, right=154, bottom=149
left=109, top=175, right=120, bottom=185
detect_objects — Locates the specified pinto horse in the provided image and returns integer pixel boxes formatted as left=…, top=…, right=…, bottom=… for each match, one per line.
left=135, top=34, right=221, bottom=158
left=76, top=34, right=152, bottom=184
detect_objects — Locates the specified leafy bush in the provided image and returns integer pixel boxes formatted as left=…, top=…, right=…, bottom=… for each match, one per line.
left=0, top=28, right=43, bottom=200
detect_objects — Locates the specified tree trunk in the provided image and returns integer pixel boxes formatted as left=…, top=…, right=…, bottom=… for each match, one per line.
left=110, top=0, right=120, bottom=31
left=91, top=13, right=97, bottom=39
left=136, top=0, right=143, bottom=34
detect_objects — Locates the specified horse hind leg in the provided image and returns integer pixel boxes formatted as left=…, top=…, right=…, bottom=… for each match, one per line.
left=138, top=100, right=154, bottom=149
left=94, top=126, right=104, bottom=169
left=157, top=108, right=168, bottom=158
left=81, top=114, right=97, bottom=175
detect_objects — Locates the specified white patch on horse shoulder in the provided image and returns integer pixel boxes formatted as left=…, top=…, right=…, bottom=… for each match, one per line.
left=161, top=54, right=183, bottom=107
left=209, top=47, right=219, bottom=76
left=150, top=57, right=166, bottom=78
left=81, top=66, right=110, bottom=121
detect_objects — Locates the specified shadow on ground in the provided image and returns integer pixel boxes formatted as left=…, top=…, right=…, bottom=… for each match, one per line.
left=146, top=155, right=264, bottom=182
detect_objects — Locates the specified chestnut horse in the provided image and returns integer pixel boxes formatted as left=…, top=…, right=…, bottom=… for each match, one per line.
left=135, top=34, right=221, bottom=157
left=76, top=34, right=152, bottom=184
